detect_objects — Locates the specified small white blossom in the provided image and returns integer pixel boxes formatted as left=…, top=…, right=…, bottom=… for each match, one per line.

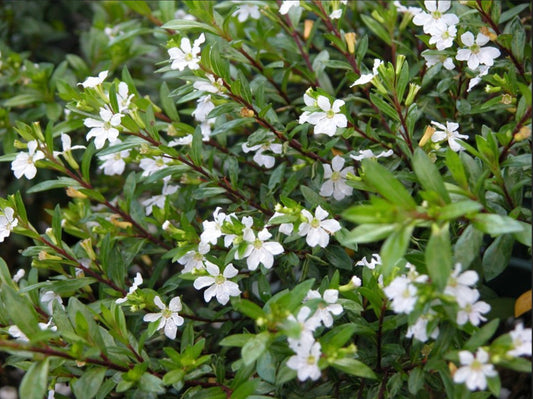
left=286, top=306, right=320, bottom=352
left=193, top=74, right=225, bottom=95
left=242, top=139, right=283, bottom=169
left=79, top=70, right=108, bottom=88
left=384, top=276, right=418, bottom=314
left=98, top=148, right=130, bottom=175
left=422, top=51, right=455, bottom=70
left=200, top=118, right=216, bottom=141
left=355, top=253, right=382, bottom=270
left=467, top=65, right=490, bottom=92
left=139, top=156, right=170, bottom=177
left=116, top=272, right=143, bottom=304
left=287, top=340, right=322, bottom=381
left=178, top=242, right=215, bottom=273
left=8, top=325, right=29, bottom=341
left=351, top=59, right=383, bottom=86
left=84, top=108, right=123, bottom=149
left=303, top=95, right=347, bottom=136
left=141, top=183, right=179, bottom=215
left=116, top=82, right=134, bottom=113
left=412, top=1, right=459, bottom=34
left=444, top=264, right=479, bottom=307
left=298, top=89, right=318, bottom=124
left=0, top=207, right=18, bottom=242
left=393, top=1, right=422, bottom=15
left=233, top=4, right=261, bottom=22
left=456, top=291, right=491, bottom=326
left=41, top=291, right=64, bottom=314
left=430, top=121, right=468, bottom=152
left=507, top=323, right=532, bottom=357
left=238, top=228, right=284, bottom=271
left=428, top=23, right=456, bottom=50
left=193, top=263, right=241, bottom=305
left=174, top=9, right=196, bottom=21
left=305, top=289, right=343, bottom=328
left=143, top=296, right=184, bottom=339
left=407, top=312, right=439, bottom=342
left=53, top=133, right=86, bottom=157
left=456, top=32, right=500, bottom=71
left=12, top=268, right=25, bottom=283
left=11, top=140, right=45, bottom=179
left=168, top=135, right=193, bottom=146
left=350, top=148, right=394, bottom=161
left=268, top=211, right=294, bottom=236
left=279, top=0, right=300, bottom=15
left=192, top=95, right=215, bottom=122
left=454, top=348, right=497, bottom=391
left=320, top=155, right=354, bottom=200
left=298, top=206, right=341, bottom=248
left=200, top=207, right=229, bottom=245
left=168, top=33, right=205, bottom=71
left=329, top=9, right=342, bottom=19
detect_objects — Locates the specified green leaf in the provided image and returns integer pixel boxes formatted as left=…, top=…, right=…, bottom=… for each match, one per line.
left=331, top=358, right=377, bottom=379
left=162, top=19, right=218, bottom=34
left=362, top=159, right=417, bottom=210
left=324, top=245, right=353, bottom=270
left=380, top=225, right=414, bottom=277
left=454, top=225, right=484, bottom=268
left=320, top=323, right=357, bottom=349
left=256, top=351, right=276, bottom=384
left=231, top=298, right=266, bottom=320
left=499, top=4, right=529, bottom=23
left=425, top=223, right=452, bottom=291
left=123, top=1, right=152, bottom=16
left=472, top=214, right=524, bottom=236
left=26, top=177, right=81, bottom=194
left=19, top=359, right=49, bottom=399
left=160, top=82, right=179, bottom=121
left=408, top=367, right=425, bottom=395
left=369, top=93, right=399, bottom=121
left=71, top=367, right=107, bottom=399
left=4, top=93, right=44, bottom=107
left=241, top=332, right=269, bottom=365
left=219, top=334, right=254, bottom=347
left=438, top=200, right=483, bottom=221
left=482, top=235, right=514, bottom=281
left=464, top=319, right=499, bottom=351
left=230, top=380, right=258, bottom=399
left=1, top=284, right=40, bottom=337
left=163, top=369, right=185, bottom=385
left=413, top=148, right=450, bottom=204
left=360, top=14, right=392, bottom=45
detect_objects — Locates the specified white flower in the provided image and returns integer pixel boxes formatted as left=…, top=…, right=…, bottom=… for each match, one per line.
left=330, top=9, right=343, bottom=19
left=304, top=95, right=347, bottom=136
left=444, top=264, right=479, bottom=307
left=320, top=155, right=354, bottom=201
left=268, top=211, right=294, bottom=235
left=143, top=296, right=184, bottom=339
left=116, top=82, right=134, bottom=113
left=141, top=183, right=179, bottom=215
left=116, top=272, right=143, bottom=304
left=84, top=108, right=122, bottom=149
left=412, top=1, right=459, bottom=34
left=53, top=133, right=86, bottom=157
left=11, top=140, right=45, bottom=179
left=200, top=207, right=229, bottom=245
left=12, top=268, right=25, bottom=283
left=242, top=139, right=283, bottom=169
left=279, top=0, right=300, bottom=15
left=350, top=148, right=393, bottom=162
left=200, top=118, right=216, bottom=141
left=456, top=291, right=490, bottom=326
left=174, top=9, right=196, bottom=20
left=507, top=323, right=532, bottom=357
left=168, top=33, right=205, bottom=71
left=393, top=1, right=422, bottom=15
left=168, top=135, right=193, bottom=146
left=355, top=253, right=381, bottom=270
left=287, top=340, right=322, bottom=381
left=193, top=74, right=225, bottom=95
left=79, top=70, right=108, bottom=88
left=406, top=312, right=439, bottom=342
left=305, top=289, right=343, bottom=328
left=98, top=148, right=130, bottom=175
left=238, top=228, right=284, bottom=271
left=467, top=65, right=490, bottom=92
left=456, top=32, right=500, bottom=71
left=193, top=263, right=241, bottom=305
left=298, top=206, right=341, bottom=248
left=178, top=242, right=215, bottom=273
left=428, top=23, right=456, bottom=50
left=286, top=306, right=321, bottom=352
left=298, top=89, right=318, bottom=124
left=41, top=291, right=64, bottom=314
left=192, top=95, right=215, bottom=122
left=139, top=156, right=170, bottom=177
left=233, top=4, right=261, bottom=22
left=454, top=348, right=497, bottom=391
left=351, top=59, right=383, bottom=86
left=422, top=51, right=455, bottom=70
left=383, top=276, right=418, bottom=314
left=349, top=275, right=362, bottom=288
left=430, top=121, right=468, bottom=152
left=8, top=325, right=29, bottom=341
left=0, top=207, right=18, bottom=242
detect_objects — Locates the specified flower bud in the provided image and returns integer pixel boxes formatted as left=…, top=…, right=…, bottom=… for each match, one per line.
left=240, top=107, right=255, bottom=118
left=66, top=187, right=87, bottom=199
left=515, top=126, right=531, bottom=142
left=304, top=20, right=314, bottom=40
left=344, top=32, right=356, bottom=54
left=405, top=83, right=420, bottom=107
left=419, top=125, right=435, bottom=147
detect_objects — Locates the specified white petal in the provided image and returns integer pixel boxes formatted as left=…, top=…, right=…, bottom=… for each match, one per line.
left=194, top=276, right=216, bottom=290
left=169, top=296, right=182, bottom=312
left=223, top=263, right=239, bottom=278
left=316, top=96, right=332, bottom=112
left=154, top=296, right=166, bottom=310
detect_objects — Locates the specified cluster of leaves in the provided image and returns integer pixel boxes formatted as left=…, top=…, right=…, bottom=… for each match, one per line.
left=0, top=1, right=530, bottom=399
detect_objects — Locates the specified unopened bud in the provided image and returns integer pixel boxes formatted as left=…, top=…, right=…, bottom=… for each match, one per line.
left=304, top=20, right=314, bottom=40
left=515, top=126, right=531, bottom=142
left=480, top=26, right=498, bottom=41
left=80, top=238, right=96, bottom=261
left=109, top=214, right=132, bottom=229
left=38, top=250, right=62, bottom=261
left=66, top=187, right=87, bottom=199
left=162, top=220, right=172, bottom=231
left=419, top=125, right=435, bottom=147
left=339, top=275, right=362, bottom=291
left=500, top=93, right=513, bottom=105
left=405, top=83, right=421, bottom=107
left=344, top=32, right=356, bottom=54
left=240, top=107, right=255, bottom=118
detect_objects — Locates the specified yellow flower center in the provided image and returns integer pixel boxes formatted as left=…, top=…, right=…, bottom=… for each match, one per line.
left=215, top=275, right=226, bottom=285
left=310, top=218, right=321, bottom=229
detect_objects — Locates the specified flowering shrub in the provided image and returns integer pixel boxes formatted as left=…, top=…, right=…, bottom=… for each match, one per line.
left=0, top=1, right=531, bottom=398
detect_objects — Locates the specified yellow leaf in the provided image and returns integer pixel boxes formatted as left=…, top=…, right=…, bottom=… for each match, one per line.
left=514, top=290, right=532, bottom=317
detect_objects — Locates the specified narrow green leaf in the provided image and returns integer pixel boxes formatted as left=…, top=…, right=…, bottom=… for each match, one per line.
left=241, top=332, right=269, bottom=365
left=19, top=359, right=49, bottom=399
left=380, top=225, right=413, bottom=278
left=360, top=14, right=392, bottom=45
left=71, top=367, right=107, bottom=399
left=162, top=19, right=218, bottom=34
left=438, top=200, right=483, bottom=221
left=425, top=223, right=452, bottom=291
left=472, top=214, right=524, bottom=236
left=230, top=380, right=258, bottom=399
left=464, top=319, right=500, bottom=351
left=331, top=358, right=377, bottom=379
left=408, top=367, right=425, bottom=395
left=454, top=225, right=484, bottom=268
left=219, top=334, right=254, bottom=347
left=231, top=298, right=266, bottom=320
left=163, top=369, right=185, bottom=385
left=413, top=148, right=450, bottom=204
left=26, top=177, right=81, bottom=194
left=369, top=93, right=400, bottom=121
left=482, top=235, right=514, bottom=281
left=123, top=1, right=152, bottom=16
left=362, top=159, right=417, bottom=210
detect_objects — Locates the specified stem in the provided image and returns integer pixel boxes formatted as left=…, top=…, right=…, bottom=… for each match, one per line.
left=499, top=106, right=532, bottom=163
left=376, top=299, right=388, bottom=373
